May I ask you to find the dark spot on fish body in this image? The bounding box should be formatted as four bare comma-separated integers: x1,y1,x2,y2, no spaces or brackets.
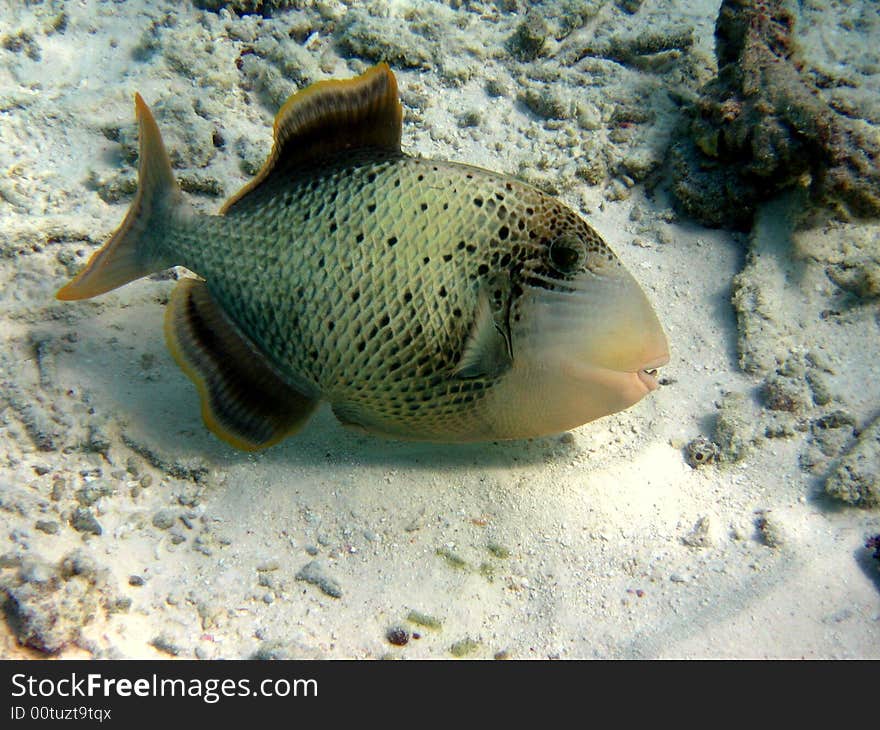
367,203,376,213
498,225,509,240
474,197,483,207
420,202,428,211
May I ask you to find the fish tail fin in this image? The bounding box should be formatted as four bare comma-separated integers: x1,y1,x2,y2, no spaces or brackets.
56,93,183,301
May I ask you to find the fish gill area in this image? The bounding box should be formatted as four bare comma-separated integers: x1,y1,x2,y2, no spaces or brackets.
0,0,878,659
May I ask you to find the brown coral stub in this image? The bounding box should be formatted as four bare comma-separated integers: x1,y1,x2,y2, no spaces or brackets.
671,0,880,229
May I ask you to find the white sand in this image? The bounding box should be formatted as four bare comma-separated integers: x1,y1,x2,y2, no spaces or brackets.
0,0,878,659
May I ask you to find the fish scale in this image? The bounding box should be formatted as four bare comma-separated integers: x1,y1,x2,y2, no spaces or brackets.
170,154,555,438
57,64,668,449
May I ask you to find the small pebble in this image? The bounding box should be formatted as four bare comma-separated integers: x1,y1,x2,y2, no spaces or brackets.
295,560,342,599
35,520,60,535
685,436,720,468
450,637,480,657
386,626,410,646
70,507,102,536
149,635,182,656
755,510,784,548
407,610,442,630
152,509,177,530
682,516,713,548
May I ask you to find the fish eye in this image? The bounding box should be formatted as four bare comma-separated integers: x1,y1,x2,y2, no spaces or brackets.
548,235,585,275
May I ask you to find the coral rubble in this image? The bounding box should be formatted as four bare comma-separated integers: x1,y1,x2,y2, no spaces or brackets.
671,0,880,229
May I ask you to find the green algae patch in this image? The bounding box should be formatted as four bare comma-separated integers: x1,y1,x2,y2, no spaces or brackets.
406,610,442,631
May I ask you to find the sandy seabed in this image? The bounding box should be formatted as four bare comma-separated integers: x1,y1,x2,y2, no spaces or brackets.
0,0,878,659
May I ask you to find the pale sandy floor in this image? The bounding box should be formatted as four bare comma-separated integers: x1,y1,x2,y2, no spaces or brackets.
0,0,877,659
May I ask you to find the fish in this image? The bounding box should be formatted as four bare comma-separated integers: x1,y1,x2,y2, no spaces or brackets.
57,63,669,450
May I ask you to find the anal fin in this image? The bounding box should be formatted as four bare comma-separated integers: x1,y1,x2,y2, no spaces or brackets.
165,278,317,450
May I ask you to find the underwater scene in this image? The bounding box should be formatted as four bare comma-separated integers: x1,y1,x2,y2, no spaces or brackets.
0,0,878,659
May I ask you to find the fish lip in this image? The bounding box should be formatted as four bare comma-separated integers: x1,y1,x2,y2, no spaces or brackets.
635,353,669,391
637,369,660,391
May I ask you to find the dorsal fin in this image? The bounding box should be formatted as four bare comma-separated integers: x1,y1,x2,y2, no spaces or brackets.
221,63,402,214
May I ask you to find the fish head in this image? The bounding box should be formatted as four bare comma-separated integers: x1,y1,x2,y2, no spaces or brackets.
506,221,669,425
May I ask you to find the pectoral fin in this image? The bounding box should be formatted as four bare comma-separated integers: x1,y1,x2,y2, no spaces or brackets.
164,278,318,450
454,288,513,380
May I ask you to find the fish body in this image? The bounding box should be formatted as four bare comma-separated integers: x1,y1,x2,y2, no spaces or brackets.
58,65,668,449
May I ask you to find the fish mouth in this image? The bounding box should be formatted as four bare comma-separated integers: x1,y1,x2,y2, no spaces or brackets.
635,353,669,392
637,368,660,391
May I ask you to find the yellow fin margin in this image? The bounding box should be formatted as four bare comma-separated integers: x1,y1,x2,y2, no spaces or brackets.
220,63,402,214
164,278,318,451
57,93,179,300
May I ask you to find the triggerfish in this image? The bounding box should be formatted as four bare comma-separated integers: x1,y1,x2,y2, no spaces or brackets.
57,64,669,450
